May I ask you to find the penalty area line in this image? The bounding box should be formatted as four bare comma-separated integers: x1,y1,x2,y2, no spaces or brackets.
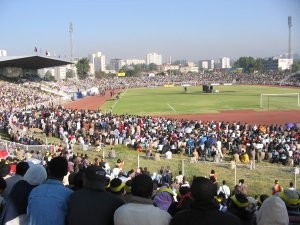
167,103,176,112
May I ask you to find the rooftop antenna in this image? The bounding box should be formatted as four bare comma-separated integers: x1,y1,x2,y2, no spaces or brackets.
288,16,292,59
69,22,74,62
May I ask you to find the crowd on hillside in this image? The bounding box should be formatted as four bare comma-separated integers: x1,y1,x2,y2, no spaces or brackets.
0,154,299,225
1,103,299,166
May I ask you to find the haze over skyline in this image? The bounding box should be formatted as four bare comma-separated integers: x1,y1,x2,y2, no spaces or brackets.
1,0,299,62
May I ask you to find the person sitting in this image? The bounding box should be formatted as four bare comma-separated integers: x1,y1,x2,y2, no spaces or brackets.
114,174,171,225
153,186,175,211
170,177,242,225
256,195,289,225
240,149,250,164
227,193,256,225
278,189,300,223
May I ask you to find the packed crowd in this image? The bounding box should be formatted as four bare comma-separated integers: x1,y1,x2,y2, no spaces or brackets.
0,155,299,225
0,71,298,113
0,71,299,225
0,82,56,112
1,104,299,167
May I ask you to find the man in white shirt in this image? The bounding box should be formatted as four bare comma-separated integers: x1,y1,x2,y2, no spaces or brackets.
217,180,231,199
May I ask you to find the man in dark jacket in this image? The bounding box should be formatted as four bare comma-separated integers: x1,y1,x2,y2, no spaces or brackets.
170,176,242,225
67,165,124,225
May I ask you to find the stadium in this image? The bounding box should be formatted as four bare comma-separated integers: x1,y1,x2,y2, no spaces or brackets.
0,54,299,225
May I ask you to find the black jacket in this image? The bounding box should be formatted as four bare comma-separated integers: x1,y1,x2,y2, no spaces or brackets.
170,201,242,225
67,188,125,225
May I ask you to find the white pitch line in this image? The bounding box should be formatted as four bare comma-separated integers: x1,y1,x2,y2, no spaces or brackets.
112,88,128,109
167,103,176,112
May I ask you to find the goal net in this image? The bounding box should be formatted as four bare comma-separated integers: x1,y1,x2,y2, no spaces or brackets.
260,93,300,109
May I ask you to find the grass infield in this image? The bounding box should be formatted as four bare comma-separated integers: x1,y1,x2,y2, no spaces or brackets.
100,85,300,115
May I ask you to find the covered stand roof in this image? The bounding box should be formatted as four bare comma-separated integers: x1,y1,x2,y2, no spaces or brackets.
0,55,73,69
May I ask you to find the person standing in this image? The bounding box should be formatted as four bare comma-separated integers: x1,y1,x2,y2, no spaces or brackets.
27,157,73,225
272,180,283,195
114,174,171,225
2,161,29,200
67,165,124,225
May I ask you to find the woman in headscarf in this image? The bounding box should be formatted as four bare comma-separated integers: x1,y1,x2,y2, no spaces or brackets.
256,195,289,225
1,164,47,225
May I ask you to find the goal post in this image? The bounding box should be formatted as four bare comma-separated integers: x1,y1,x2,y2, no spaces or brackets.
260,93,300,108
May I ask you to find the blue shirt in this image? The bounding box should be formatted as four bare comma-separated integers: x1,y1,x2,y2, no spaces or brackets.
27,179,73,225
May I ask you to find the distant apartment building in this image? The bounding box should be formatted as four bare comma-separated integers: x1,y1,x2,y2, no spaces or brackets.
89,52,106,74
110,59,125,72
200,61,209,70
126,59,146,65
0,50,7,57
200,60,215,70
262,57,293,71
221,57,231,69
146,52,162,65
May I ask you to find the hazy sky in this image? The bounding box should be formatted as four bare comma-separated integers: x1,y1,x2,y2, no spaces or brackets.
1,0,299,62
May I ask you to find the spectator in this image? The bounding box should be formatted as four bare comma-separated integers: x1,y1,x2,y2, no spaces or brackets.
1,164,47,225
272,180,283,195
153,186,175,211
2,161,29,199
27,157,73,225
256,195,289,225
67,165,124,225
227,193,256,225
170,177,242,225
217,180,231,200
168,186,192,216
114,174,171,225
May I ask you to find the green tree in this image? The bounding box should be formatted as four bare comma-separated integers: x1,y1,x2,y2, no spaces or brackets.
76,58,90,80
66,69,75,78
148,63,157,71
233,56,257,73
45,70,55,81
292,62,300,72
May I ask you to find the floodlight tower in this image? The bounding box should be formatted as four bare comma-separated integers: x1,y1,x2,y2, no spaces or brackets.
69,22,74,62
288,16,292,59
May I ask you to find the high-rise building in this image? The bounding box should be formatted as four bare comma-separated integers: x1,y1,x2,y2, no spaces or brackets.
221,57,231,69
89,52,106,74
110,59,125,72
146,52,162,65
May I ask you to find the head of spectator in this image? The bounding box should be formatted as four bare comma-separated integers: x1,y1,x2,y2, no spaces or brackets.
191,176,217,204
16,161,29,176
124,179,132,194
256,195,289,225
227,193,254,223
131,174,153,199
109,178,124,195
47,157,68,181
83,165,106,190
153,186,174,211
278,189,300,211
23,164,47,186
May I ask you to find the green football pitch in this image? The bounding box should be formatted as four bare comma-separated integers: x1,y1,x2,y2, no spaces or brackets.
100,85,300,115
